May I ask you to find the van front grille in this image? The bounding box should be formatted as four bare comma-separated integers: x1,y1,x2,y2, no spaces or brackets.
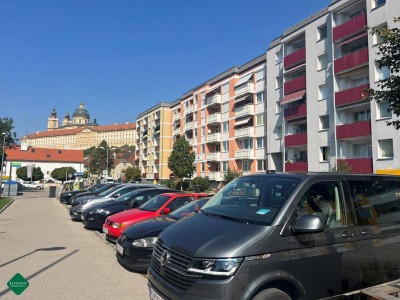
151,241,201,290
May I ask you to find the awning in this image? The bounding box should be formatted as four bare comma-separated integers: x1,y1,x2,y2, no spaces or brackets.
235,73,253,87
337,32,368,47
280,89,306,105
336,100,370,111
206,86,221,96
234,117,252,127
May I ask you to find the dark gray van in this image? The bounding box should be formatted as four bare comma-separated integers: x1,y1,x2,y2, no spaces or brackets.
147,173,400,300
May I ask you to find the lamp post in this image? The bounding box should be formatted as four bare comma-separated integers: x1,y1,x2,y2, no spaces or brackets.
0,133,7,199
99,146,115,182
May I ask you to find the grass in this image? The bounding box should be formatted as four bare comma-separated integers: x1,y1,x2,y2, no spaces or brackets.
0,198,12,211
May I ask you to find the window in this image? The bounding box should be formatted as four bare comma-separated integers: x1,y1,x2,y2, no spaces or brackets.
256,137,265,148
256,114,265,126
275,126,282,139
354,144,372,157
215,144,220,152
373,25,386,45
318,54,327,70
275,50,282,64
222,161,228,172
201,126,205,136
255,69,265,81
320,146,330,162
276,76,282,89
375,65,390,81
318,84,328,100
353,110,371,122
201,162,205,172
257,160,266,172
317,25,327,41
222,141,229,152
222,102,229,113
222,83,229,94
201,109,206,118
222,121,229,132
256,92,264,103
276,101,283,114
240,138,253,149
378,139,393,158
319,115,329,130
242,160,251,172
201,144,205,154
378,101,391,119
372,0,386,9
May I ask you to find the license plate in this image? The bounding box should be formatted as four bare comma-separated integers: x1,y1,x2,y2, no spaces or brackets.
103,226,108,234
116,243,124,256
149,286,165,300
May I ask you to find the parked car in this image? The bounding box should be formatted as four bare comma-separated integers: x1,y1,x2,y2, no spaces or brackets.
148,173,400,300
81,188,175,230
70,183,120,206
69,184,166,220
103,192,209,243
59,183,104,204
116,197,210,272
22,181,44,190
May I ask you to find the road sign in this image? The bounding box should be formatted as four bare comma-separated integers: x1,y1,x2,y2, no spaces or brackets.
11,162,21,168
74,172,84,177
169,173,174,180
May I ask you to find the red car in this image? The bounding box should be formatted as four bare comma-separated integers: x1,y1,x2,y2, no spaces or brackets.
103,192,208,242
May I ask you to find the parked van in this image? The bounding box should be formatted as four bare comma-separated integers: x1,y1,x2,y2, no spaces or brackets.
147,173,400,300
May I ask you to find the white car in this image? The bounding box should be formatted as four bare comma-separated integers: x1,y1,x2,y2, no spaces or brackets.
22,181,44,190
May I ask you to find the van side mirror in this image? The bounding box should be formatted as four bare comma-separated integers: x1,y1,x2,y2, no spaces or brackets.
162,207,171,215
291,215,324,234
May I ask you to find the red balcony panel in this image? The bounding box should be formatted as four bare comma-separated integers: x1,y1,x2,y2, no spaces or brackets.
334,48,369,74
284,75,306,95
284,102,307,120
333,13,367,43
335,84,369,107
336,120,371,139
285,132,307,147
285,161,308,172
284,48,306,70
338,158,373,173
154,173,159,180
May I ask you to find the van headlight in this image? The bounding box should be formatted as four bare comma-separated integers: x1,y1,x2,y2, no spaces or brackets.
132,237,157,248
188,258,243,276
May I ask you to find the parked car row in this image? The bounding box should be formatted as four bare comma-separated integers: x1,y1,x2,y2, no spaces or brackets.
59,182,210,273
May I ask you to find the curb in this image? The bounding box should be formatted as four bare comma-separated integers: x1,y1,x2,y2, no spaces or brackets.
0,199,14,214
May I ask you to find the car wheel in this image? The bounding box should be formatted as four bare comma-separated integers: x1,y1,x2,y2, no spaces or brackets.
252,288,291,300
36,186,41,190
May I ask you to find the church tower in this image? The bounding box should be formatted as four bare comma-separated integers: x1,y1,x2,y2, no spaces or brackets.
72,103,90,125
47,108,59,131
62,112,71,127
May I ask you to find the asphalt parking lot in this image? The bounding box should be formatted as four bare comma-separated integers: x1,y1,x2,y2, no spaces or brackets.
0,187,149,300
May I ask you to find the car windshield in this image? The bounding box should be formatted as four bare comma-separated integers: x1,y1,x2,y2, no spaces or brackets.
114,190,138,202
169,198,209,220
201,175,300,226
97,185,121,196
139,195,170,212
94,184,115,194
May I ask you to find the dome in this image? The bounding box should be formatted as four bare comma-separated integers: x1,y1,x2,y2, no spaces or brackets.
72,103,90,119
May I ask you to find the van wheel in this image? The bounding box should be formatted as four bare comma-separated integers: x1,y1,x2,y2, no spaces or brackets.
253,288,291,300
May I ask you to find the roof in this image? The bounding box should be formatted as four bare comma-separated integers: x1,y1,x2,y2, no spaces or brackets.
6,146,84,163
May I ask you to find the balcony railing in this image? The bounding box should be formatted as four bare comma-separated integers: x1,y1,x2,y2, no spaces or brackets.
235,149,254,159
284,47,306,70
285,161,308,172
337,157,372,173
284,75,306,95
208,171,223,181
235,105,255,118
235,127,254,138
284,102,307,121
207,152,221,161
206,133,221,143
333,13,367,43
185,106,193,114
235,83,255,98
284,132,307,147
184,122,193,131
336,120,371,140
173,127,180,135
206,94,222,106
334,47,369,75
206,113,221,124
173,114,180,121
335,84,369,107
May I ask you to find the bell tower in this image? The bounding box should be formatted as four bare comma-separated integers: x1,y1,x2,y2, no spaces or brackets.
47,108,59,131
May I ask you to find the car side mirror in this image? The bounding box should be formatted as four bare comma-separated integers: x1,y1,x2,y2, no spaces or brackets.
162,207,171,215
291,215,324,234
113,193,120,198
130,200,138,208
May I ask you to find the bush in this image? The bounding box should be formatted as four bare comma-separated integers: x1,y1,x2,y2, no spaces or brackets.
192,176,210,192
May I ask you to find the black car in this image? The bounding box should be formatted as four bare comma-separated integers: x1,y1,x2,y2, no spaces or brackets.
59,183,104,204
81,188,173,230
116,197,209,272
70,183,121,207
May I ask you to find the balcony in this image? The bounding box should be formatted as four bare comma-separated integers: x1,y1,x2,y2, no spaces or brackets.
235,83,255,98
333,13,367,43
284,75,306,95
335,84,369,107
207,152,221,161
206,132,221,143
208,171,223,181
334,47,369,75
235,105,255,119
338,157,372,173
284,102,307,121
173,113,180,122
285,132,307,147
184,122,193,132
235,127,254,139
206,113,221,125
173,127,180,135
284,48,306,70
206,94,222,107
235,149,254,160
336,120,371,140
185,106,193,114
285,161,308,172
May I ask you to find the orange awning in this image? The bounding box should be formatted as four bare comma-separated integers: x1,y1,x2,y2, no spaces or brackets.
280,89,306,105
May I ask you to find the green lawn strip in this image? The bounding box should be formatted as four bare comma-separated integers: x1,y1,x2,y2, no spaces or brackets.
0,198,12,211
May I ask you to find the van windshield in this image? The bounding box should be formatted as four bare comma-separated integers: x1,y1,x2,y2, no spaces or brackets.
202,175,300,225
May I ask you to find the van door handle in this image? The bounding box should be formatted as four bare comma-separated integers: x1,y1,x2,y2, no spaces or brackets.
341,231,354,239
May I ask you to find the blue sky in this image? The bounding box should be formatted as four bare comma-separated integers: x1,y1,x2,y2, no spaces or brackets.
0,0,331,140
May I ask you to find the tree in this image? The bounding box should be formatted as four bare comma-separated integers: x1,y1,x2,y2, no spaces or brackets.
16,166,44,181
51,167,77,182
331,160,352,173
87,140,114,177
84,146,96,157
223,167,242,184
0,117,18,172
366,18,400,129
123,166,141,182
168,137,195,191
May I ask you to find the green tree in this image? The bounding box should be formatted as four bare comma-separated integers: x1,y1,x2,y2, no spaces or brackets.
123,166,141,182
87,140,114,177
16,166,44,181
168,137,195,191
84,146,96,157
366,18,400,129
223,168,242,184
192,176,210,192
0,117,18,172
331,160,352,173
51,167,77,182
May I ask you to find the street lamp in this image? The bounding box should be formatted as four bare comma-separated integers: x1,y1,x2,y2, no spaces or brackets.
0,133,7,199
99,146,115,182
